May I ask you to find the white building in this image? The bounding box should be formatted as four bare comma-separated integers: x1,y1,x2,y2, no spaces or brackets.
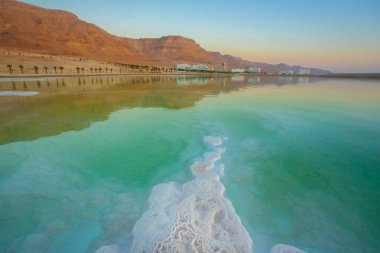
278,70,294,75
191,64,209,71
248,67,261,73
299,69,311,75
231,68,246,73
213,63,227,72
176,64,191,71
176,64,209,71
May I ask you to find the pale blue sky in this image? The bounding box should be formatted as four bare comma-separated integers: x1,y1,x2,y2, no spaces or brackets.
22,0,380,72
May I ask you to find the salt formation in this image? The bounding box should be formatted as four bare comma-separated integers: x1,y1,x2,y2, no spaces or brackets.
95,245,119,253
129,136,253,253
95,136,307,253
203,136,222,146
0,91,39,96
270,244,306,253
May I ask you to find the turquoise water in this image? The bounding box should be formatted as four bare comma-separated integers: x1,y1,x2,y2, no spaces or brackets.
0,76,379,252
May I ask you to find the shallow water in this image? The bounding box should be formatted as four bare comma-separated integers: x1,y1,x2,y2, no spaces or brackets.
0,75,379,253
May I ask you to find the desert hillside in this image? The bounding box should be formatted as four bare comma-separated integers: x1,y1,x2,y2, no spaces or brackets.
0,0,329,74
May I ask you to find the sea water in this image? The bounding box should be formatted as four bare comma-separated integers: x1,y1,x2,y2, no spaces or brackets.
0,76,379,253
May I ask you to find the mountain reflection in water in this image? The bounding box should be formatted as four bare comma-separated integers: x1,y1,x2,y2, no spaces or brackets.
0,75,315,145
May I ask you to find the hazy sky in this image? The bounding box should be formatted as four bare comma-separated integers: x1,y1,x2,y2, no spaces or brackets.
22,0,380,72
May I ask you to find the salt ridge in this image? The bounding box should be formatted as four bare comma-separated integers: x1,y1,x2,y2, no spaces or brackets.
128,136,252,253
96,136,306,253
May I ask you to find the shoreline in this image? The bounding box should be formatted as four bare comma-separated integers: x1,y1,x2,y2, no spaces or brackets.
1,49,379,80
1,73,380,79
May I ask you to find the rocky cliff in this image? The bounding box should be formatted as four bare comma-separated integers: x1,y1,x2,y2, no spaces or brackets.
0,0,329,74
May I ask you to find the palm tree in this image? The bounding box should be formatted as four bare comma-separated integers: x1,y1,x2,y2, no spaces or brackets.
110,69,113,74
59,66,64,74
19,65,24,74
6,64,13,74
105,68,108,73
44,66,48,74
76,67,80,74
81,67,84,74
34,66,39,74
94,68,98,74
90,68,93,73
99,68,102,73
53,66,57,74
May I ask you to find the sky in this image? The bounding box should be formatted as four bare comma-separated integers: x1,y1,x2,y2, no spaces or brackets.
22,0,380,73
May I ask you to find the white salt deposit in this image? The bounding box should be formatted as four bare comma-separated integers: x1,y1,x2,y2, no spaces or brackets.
271,244,306,253
96,137,306,253
128,137,253,253
0,91,39,96
203,136,222,146
95,245,119,253
190,149,224,176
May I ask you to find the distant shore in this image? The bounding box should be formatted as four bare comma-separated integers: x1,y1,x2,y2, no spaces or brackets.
1,72,380,79
0,72,233,79
1,49,379,80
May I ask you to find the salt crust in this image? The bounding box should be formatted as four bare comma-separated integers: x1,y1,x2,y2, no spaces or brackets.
96,137,306,253
129,136,252,253
270,244,306,253
203,136,223,146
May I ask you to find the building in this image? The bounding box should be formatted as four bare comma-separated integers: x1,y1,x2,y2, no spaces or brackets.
299,69,311,75
213,62,227,72
176,64,191,71
213,65,224,72
248,67,261,73
176,64,209,71
231,68,246,73
221,62,227,71
278,70,294,75
191,64,209,71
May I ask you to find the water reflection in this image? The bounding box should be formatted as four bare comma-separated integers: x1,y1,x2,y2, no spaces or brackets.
0,75,317,145
176,76,210,85
231,76,245,82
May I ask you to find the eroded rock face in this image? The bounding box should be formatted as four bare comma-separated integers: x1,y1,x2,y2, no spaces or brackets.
134,36,218,64
0,0,144,63
0,0,210,65
0,0,329,74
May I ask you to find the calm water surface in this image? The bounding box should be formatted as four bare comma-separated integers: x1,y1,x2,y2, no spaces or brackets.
0,76,379,253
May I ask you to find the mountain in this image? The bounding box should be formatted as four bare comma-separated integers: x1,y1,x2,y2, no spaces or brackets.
0,0,330,74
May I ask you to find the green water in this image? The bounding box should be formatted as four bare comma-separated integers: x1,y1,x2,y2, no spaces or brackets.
0,76,379,253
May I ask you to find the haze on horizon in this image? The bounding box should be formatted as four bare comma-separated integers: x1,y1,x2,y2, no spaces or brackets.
21,0,380,73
